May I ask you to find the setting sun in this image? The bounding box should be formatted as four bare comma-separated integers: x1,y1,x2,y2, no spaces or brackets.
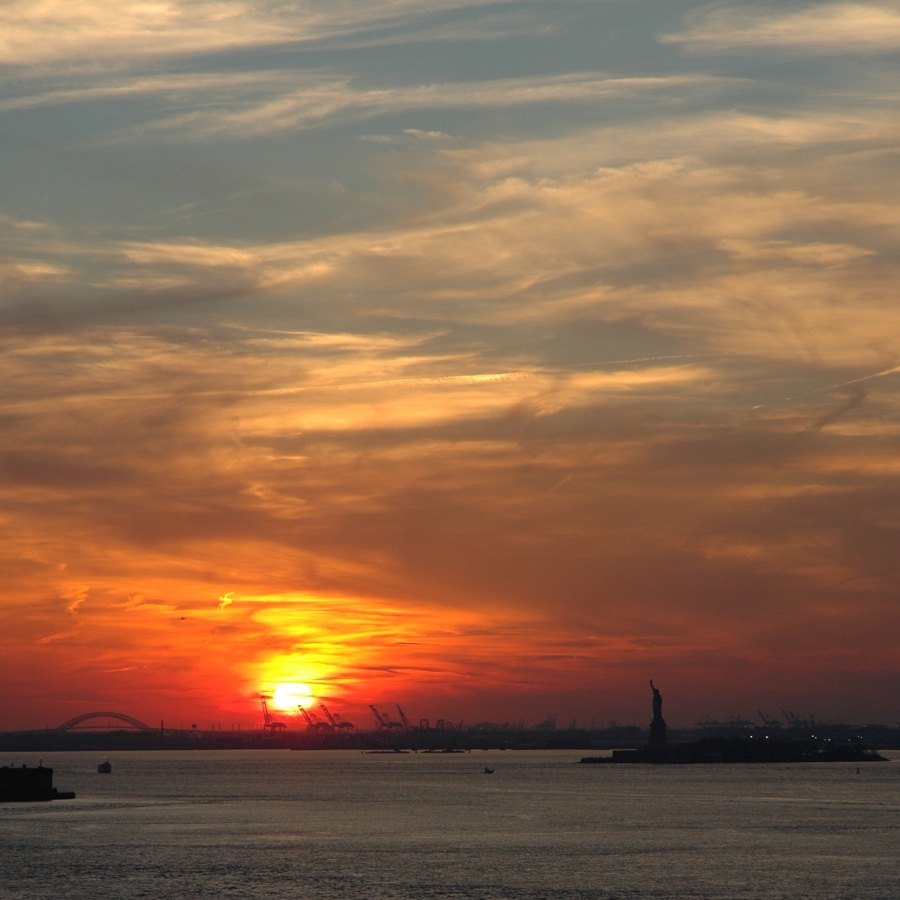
272,682,314,712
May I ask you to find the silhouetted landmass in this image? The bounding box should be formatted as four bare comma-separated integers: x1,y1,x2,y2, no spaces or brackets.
579,682,890,763
2,682,896,756
1,722,896,754
581,737,887,765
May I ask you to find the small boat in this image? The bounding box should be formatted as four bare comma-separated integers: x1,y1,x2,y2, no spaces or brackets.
97,760,112,774
483,766,494,774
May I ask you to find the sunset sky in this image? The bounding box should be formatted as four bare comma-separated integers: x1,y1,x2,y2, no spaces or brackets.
2,1,898,732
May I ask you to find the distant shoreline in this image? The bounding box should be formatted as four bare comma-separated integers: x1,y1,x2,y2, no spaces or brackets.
2,722,897,755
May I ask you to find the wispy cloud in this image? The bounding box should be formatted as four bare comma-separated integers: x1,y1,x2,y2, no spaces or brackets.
0,71,286,114
0,1,293,66
665,2,900,53
2,0,899,728
4,102,899,372
105,72,714,142
0,0,526,66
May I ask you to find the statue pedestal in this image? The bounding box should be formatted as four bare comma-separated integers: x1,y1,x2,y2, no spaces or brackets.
649,718,668,753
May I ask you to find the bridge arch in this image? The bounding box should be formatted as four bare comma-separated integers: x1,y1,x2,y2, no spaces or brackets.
56,711,155,732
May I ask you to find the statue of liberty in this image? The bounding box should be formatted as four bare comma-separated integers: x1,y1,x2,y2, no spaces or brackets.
649,680,667,750
650,680,664,724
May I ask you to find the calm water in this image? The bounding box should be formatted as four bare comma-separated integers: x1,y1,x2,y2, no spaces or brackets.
1,749,897,899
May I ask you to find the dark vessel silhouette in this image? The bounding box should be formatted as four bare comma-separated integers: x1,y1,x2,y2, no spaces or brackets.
1,764,76,801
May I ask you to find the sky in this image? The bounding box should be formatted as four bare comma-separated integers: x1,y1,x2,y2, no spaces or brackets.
2,1,899,732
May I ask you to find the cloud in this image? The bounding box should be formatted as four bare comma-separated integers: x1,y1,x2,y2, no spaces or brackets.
0,0,527,67
665,2,900,53
36,628,82,645
807,385,867,432
106,73,713,142
0,71,286,115
2,1,899,728
0,1,293,66
5,102,899,369
62,584,90,614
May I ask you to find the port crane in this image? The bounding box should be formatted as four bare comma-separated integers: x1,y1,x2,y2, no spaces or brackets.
298,704,332,731
259,695,286,731
369,704,402,730
783,710,820,730
431,718,463,732
396,705,416,731
758,711,784,730
320,704,354,731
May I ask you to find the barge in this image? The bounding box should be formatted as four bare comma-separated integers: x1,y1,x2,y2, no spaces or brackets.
1,764,76,801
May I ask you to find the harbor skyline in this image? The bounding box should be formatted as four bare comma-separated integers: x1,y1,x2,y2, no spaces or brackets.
2,1,899,731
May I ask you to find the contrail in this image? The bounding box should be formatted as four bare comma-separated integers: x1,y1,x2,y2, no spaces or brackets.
830,365,900,390
769,364,899,408
807,385,866,432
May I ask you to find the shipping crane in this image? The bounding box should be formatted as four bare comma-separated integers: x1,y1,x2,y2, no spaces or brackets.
783,710,815,729
334,713,355,731
259,694,286,731
396,705,416,731
320,704,338,728
321,704,354,731
298,704,331,731
433,718,464,731
369,704,402,730
758,711,784,730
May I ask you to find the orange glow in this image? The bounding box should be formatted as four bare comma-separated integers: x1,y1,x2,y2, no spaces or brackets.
272,682,313,711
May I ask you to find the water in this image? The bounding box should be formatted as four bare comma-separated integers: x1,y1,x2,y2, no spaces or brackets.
1,749,897,898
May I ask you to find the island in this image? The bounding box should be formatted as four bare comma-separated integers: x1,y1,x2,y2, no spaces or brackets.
580,682,887,765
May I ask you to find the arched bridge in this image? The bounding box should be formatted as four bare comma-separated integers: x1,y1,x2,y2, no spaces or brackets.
56,711,155,732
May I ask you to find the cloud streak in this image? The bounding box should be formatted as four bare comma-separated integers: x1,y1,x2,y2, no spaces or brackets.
0,1,531,66
666,2,900,53
97,73,716,143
